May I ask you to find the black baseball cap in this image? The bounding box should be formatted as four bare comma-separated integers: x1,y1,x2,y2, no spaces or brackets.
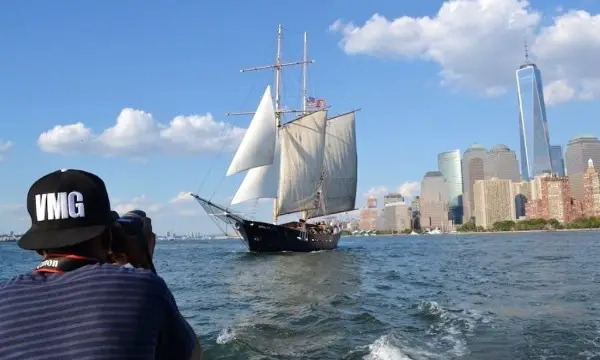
18,169,118,250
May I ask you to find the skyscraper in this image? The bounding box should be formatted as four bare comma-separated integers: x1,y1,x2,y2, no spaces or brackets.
549,145,565,176
438,150,463,225
420,171,449,230
516,54,553,180
485,145,521,181
462,144,487,223
383,193,405,206
473,178,516,229
565,136,600,200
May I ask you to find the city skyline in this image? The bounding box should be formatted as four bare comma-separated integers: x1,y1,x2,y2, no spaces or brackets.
1,0,600,235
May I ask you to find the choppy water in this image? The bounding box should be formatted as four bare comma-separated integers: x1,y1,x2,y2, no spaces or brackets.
2,232,600,359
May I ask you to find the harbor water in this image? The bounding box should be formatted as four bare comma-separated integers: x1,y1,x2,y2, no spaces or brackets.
1,232,599,359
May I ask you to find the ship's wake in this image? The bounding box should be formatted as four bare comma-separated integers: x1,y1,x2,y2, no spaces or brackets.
212,299,494,359
343,300,494,360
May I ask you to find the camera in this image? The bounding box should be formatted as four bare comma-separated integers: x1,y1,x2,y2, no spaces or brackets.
110,210,156,273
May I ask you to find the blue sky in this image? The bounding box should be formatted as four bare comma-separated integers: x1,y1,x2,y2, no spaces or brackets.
1,0,600,235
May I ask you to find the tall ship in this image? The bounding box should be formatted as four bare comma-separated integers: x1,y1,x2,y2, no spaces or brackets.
190,24,359,252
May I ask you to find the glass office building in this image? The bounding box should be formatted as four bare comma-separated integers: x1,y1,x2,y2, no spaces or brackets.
516,62,553,180
438,150,463,225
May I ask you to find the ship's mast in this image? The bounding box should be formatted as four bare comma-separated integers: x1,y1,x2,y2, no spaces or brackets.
274,24,283,126
300,31,308,221
302,32,308,114
272,24,283,224
226,24,314,224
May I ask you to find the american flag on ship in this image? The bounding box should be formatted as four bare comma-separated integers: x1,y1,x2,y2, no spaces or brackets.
306,96,326,108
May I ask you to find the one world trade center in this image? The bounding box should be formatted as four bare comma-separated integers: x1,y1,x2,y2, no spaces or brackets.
516,53,553,180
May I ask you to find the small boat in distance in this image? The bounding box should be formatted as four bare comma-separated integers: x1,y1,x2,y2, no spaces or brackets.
190,24,359,253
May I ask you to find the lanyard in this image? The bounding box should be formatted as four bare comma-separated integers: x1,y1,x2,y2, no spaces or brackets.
34,253,100,274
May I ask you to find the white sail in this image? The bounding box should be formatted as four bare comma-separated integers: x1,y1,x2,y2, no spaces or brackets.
230,138,280,205
305,112,357,219
226,85,277,176
276,110,327,216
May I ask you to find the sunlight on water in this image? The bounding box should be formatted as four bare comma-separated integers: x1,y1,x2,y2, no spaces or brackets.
2,231,600,359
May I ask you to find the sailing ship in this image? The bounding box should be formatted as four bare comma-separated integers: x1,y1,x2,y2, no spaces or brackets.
190,24,359,252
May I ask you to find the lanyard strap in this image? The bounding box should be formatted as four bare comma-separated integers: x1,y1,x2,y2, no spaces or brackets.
34,254,100,274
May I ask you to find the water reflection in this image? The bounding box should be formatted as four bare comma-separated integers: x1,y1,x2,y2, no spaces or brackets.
229,250,362,312
220,250,363,358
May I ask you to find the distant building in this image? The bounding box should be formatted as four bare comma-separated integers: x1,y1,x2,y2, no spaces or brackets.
438,149,463,225
383,193,405,206
473,178,515,229
359,208,378,231
366,196,377,209
420,171,449,230
410,196,421,230
583,159,600,217
485,144,520,181
565,136,600,200
410,196,420,213
550,145,565,177
526,174,575,224
382,203,411,232
462,144,487,223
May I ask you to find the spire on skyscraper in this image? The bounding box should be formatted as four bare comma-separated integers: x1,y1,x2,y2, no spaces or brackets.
521,36,536,67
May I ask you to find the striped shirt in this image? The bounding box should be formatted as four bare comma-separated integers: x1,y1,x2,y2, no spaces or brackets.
0,263,196,360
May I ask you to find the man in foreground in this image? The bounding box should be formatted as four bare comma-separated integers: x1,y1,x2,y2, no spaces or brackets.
0,169,203,360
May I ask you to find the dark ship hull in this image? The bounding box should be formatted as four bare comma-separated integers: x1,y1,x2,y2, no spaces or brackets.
191,194,341,253
234,219,340,252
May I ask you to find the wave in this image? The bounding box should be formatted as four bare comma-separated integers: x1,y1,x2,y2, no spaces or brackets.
362,334,441,360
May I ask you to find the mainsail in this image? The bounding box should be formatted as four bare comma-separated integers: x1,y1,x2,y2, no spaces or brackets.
305,112,357,219
276,110,327,216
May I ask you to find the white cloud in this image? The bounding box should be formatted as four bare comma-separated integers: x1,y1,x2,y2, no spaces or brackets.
113,192,202,220
0,194,206,234
363,181,421,199
169,191,194,204
397,181,421,197
38,108,246,157
113,194,164,216
543,80,576,106
0,140,13,161
363,186,389,198
330,0,600,106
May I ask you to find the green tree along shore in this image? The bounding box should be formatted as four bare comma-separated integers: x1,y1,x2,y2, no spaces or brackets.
341,228,416,236
339,217,600,236
457,217,600,232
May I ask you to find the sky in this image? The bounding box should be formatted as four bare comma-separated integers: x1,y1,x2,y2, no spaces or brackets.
1,0,600,235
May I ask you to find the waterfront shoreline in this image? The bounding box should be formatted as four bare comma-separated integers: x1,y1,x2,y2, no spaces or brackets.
456,228,600,235
346,228,600,237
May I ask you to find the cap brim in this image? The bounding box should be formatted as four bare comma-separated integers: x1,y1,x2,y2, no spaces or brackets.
18,224,108,250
